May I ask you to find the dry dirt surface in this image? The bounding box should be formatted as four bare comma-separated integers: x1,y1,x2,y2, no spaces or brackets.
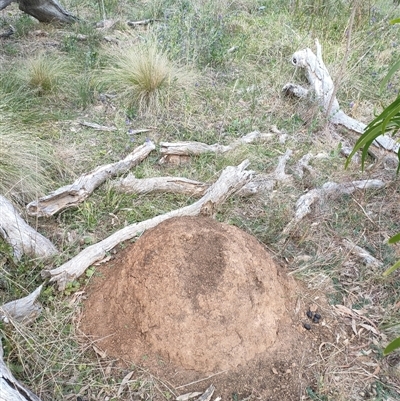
80,216,336,400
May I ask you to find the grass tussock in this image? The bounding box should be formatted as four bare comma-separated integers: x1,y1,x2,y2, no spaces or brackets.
17,53,73,96
0,129,59,202
102,43,197,115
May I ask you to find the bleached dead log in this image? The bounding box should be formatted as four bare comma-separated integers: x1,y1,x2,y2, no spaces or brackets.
0,196,58,260
27,140,156,217
43,160,253,291
1,285,43,324
283,179,385,235
274,149,293,181
295,153,314,178
283,39,399,154
112,174,209,196
237,174,275,196
0,286,43,401
159,131,273,163
115,148,292,198
0,344,43,401
342,239,383,269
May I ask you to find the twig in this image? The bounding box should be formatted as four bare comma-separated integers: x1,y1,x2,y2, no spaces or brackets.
175,371,227,389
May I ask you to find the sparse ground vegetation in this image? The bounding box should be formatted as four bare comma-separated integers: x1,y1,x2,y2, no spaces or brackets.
1,0,400,400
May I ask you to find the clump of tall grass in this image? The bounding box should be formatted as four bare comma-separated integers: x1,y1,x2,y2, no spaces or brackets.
0,124,58,203
17,53,73,96
102,42,197,115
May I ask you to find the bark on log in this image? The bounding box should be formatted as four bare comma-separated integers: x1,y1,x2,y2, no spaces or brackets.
27,140,156,217
282,179,385,236
283,39,400,154
43,160,253,290
0,0,77,23
0,0,14,11
0,196,58,260
112,174,210,196
0,286,43,401
159,131,273,161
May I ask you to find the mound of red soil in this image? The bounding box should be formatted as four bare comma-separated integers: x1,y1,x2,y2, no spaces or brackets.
80,216,333,399
82,216,287,372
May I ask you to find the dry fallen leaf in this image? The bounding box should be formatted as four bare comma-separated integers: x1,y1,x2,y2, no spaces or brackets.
92,345,107,359
117,371,134,397
176,392,202,401
196,385,215,401
359,323,379,336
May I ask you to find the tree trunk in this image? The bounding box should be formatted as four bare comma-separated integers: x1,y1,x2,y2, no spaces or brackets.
0,0,76,23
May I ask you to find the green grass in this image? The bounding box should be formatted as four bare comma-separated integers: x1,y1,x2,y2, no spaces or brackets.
0,128,59,202
101,41,197,116
1,0,400,400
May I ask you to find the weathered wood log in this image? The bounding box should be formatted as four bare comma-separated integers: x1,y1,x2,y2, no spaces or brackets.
0,196,58,260
282,179,385,236
237,149,292,196
159,131,273,163
115,147,292,198
0,286,43,401
1,285,43,324
0,345,43,401
43,160,253,290
27,140,156,217
112,174,210,196
0,0,77,23
283,39,399,154
0,0,14,10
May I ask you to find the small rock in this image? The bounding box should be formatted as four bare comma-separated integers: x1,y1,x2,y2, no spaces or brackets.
303,323,311,330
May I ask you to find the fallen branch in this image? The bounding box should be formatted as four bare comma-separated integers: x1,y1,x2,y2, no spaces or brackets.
159,131,273,163
0,286,43,401
0,344,43,401
112,174,210,196
0,196,58,260
238,149,292,196
283,39,399,154
43,161,253,290
27,140,156,217
282,179,385,235
342,239,383,269
1,285,43,324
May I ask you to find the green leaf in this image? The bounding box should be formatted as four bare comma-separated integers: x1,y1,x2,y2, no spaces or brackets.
389,232,400,244
390,18,400,25
380,58,400,93
383,259,400,277
345,95,400,170
383,336,400,355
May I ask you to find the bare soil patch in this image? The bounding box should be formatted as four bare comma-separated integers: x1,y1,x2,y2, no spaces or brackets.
80,217,337,400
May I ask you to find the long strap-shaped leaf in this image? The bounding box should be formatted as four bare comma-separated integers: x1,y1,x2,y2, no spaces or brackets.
346,96,400,171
